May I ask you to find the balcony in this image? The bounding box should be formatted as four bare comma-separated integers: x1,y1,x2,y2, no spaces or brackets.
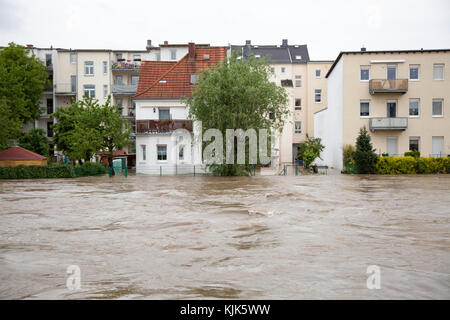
55,83,76,95
136,120,193,134
369,79,408,95
112,61,140,73
369,117,408,131
119,108,135,119
112,84,137,96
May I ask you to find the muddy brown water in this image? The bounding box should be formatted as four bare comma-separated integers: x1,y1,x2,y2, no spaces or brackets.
0,174,449,299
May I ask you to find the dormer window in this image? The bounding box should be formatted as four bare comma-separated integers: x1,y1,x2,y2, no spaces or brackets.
159,80,166,84
295,55,302,60
255,55,261,58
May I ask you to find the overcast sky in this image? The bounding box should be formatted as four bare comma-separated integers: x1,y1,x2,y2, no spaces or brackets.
1,0,449,60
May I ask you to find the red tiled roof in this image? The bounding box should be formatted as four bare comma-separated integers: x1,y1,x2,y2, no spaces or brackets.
0,146,46,160
134,46,228,99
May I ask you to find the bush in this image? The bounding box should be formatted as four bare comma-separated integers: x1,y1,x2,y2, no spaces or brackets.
404,150,420,158
0,164,74,179
73,162,107,177
376,156,450,174
342,144,356,174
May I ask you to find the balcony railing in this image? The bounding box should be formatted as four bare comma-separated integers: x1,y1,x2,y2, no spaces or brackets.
112,61,140,72
118,109,135,119
369,117,408,131
369,79,408,94
112,84,137,95
55,83,76,95
136,120,193,134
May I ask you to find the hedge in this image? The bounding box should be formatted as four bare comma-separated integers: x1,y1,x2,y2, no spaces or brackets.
0,164,75,179
376,156,450,174
73,162,107,177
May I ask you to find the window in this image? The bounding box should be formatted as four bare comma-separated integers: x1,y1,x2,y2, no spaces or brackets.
116,53,123,60
432,136,444,156
70,75,77,92
103,85,108,99
432,99,443,117
387,100,397,118
281,67,286,73
131,76,139,85
409,65,420,80
360,101,370,117
84,61,94,75
315,89,322,103
409,137,420,152
360,66,370,81
179,146,184,161
157,145,167,161
281,79,293,87
295,55,302,60
315,69,321,78
47,122,53,138
116,76,123,85
141,145,146,161
159,109,170,120
116,98,123,108
387,65,397,80
294,122,302,134
295,98,301,107
433,64,444,80
386,137,398,156
170,50,177,60
45,54,52,67
190,74,199,85
270,67,275,74
47,99,53,115
409,99,419,117
83,85,95,98
70,53,77,64
103,61,107,74
133,55,141,61
156,52,161,61
295,75,302,88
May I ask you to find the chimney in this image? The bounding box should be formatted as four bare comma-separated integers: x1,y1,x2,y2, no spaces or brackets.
245,40,251,46
146,40,152,51
361,46,367,52
282,39,288,47
188,42,196,60
164,41,168,45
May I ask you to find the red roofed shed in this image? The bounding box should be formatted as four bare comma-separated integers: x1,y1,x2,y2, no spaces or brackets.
0,146,47,167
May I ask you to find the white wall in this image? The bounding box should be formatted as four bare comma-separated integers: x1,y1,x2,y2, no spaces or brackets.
136,99,188,120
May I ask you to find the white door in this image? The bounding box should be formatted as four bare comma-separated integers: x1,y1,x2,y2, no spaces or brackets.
432,136,444,156
387,137,398,156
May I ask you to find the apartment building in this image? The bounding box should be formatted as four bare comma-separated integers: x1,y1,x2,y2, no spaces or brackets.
316,48,450,171
134,43,228,174
230,40,333,168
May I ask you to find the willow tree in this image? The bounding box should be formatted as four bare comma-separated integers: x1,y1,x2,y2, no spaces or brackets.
187,53,289,176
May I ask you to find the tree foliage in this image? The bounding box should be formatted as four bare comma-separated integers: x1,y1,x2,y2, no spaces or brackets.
296,134,325,167
187,53,289,175
51,96,131,164
18,128,50,157
0,98,22,151
353,126,378,174
0,43,49,124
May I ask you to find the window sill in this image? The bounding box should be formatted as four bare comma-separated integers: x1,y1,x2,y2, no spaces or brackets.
360,116,370,119
409,115,420,118
360,80,369,82
433,79,444,81
432,115,444,118
409,79,420,82
84,74,94,77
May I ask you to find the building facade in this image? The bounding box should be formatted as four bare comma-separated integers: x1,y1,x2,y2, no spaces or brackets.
317,49,450,171
134,43,228,174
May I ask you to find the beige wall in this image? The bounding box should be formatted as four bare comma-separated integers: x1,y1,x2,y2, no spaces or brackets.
306,62,333,137
341,51,450,157
0,159,47,167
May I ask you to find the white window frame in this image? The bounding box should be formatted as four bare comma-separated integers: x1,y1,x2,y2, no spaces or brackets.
83,85,95,98
103,85,108,99
314,89,322,103
116,76,123,85
360,100,370,118
409,98,420,118
294,75,301,88
281,67,286,73
409,136,420,152
103,61,107,75
360,66,370,81
409,64,420,81
315,69,321,78
141,145,146,161
387,64,397,80
433,64,444,80
294,121,302,134
170,50,177,60
70,53,77,64
131,75,139,86
157,145,168,162
432,99,444,117
84,61,94,75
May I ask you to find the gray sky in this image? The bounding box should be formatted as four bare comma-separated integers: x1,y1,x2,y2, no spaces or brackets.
1,0,449,60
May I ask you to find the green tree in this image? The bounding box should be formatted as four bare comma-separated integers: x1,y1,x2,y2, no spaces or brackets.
296,134,325,168
52,96,130,166
0,98,21,150
0,43,49,124
187,53,289,176
353,126,378,174
18,128,50,157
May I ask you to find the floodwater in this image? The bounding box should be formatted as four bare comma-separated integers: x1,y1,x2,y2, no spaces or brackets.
0,174,449,300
